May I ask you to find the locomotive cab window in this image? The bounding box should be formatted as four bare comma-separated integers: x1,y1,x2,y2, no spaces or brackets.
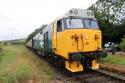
57,20,63,32
65,18,84,28
64,18,99,29
84,19,98,29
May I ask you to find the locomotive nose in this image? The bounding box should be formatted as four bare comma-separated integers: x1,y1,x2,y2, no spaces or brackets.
68,29,102,52
70,33,84,52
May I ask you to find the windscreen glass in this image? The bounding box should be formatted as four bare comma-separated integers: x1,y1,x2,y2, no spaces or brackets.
84,19,98,29
64,18,98,29
66,18,84,28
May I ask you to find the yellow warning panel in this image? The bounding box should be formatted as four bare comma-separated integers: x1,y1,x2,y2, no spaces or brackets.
65,61,83,72
92,60,99,69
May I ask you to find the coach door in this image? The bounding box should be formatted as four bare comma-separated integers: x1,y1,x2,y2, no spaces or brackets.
44,32,48,50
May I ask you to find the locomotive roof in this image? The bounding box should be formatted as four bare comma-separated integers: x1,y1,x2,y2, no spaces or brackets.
54,8,95,22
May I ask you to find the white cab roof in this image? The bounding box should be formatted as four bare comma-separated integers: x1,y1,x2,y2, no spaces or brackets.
65,8,94,18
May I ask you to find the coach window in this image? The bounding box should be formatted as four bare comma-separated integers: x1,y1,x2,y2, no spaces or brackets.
57,20,63,32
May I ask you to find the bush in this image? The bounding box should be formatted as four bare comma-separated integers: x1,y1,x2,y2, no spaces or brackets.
120,36,125,51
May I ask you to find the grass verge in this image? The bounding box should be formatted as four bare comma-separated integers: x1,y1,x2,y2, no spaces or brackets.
101,54,125,66
0,45,54,83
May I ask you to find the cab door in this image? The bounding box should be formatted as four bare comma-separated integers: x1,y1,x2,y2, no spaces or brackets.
52,19,64,54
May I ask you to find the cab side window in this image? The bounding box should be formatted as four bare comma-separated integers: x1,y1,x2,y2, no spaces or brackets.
57,20,62,32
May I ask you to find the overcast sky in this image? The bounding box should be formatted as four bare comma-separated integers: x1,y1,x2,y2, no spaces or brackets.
0,0,97,41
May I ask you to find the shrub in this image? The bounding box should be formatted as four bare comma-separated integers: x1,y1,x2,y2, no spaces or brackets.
120,36,125,51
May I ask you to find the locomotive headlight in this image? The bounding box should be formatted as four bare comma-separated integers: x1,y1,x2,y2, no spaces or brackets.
87,12,94,16
74,10,78,14
87,12,91,16
69,10,78,15
69,10,73,14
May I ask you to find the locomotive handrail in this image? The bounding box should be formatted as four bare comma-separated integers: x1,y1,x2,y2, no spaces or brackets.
76,34,84,52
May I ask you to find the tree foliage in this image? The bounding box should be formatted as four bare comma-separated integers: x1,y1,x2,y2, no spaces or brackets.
25,24,47,44
88,0,125,44
89,0,125,24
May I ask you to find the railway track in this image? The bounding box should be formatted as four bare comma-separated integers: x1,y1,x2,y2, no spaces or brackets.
69,69,125,83
95,69,125,82
49,62,125,83
32,50,125,83
52,64,125,83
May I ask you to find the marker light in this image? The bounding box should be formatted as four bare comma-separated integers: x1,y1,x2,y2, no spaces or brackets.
74,10,78,14
95,34,100,39
69,10,73,14
87,12,91,16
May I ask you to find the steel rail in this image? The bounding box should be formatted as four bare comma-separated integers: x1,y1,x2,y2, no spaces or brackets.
94,69,125,81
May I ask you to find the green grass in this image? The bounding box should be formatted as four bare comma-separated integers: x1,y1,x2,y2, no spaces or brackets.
120,37,125,51
15,65,33,81
101,55,125,66
0,45,54,83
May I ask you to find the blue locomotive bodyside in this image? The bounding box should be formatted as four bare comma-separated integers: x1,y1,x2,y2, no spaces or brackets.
33,32,44,50
31,24,52,54
42,24,52,53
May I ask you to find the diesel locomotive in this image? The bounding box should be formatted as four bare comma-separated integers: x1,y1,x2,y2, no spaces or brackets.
26,8,107,72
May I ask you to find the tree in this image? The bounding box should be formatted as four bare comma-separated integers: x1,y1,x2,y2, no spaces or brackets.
89,0,125,24
88,0,125,44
